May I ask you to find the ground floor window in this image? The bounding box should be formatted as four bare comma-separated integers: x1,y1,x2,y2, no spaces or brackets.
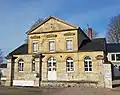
18,59,24,72
32,59,35,72
48,57,56,71
84,56,92,72
111,53,120,61
66,57,74,72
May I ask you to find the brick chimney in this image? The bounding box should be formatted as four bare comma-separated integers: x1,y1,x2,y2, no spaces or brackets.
88,27,92,40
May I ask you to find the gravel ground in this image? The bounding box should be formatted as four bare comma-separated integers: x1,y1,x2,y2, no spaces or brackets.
0,86,120,95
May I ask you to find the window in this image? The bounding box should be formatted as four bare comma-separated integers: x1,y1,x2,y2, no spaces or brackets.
33,42,38,53
84,56,92,72
66,57,74,72
111,53,120,61
111,54,115,61
119,66,120,71
32,59,35,72
18,59,24,72
48,57,56,71
66,40,73,51
116,54,120,61
49,40,55,52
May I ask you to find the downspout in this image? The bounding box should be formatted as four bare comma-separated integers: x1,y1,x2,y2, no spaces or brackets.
39,54,42,87
10,56,17,86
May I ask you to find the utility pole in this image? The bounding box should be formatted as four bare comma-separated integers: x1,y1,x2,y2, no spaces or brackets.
39,54,42,86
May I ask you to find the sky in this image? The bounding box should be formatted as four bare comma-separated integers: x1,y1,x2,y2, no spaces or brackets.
0,0,120,59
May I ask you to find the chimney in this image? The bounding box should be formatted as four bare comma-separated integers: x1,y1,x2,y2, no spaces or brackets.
88,27,92,40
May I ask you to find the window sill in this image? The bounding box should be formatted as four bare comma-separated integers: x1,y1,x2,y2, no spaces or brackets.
111,60,120,62
49,51,55,53
67,71,74,73
84,71,92,73
67,50,73,52
32,71,36,73
18,71,24,72
33,52,38,54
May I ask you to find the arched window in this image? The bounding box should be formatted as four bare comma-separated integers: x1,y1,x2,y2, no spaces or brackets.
84,56,92,72
48,57,56,71
66,57,74,72
18,59,24,72
32,59,35,72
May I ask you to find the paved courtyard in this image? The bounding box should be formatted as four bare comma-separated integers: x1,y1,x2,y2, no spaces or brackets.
0,86,120,95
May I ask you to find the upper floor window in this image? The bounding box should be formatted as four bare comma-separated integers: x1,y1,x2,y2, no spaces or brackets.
111,54,120,61
49,40,55,52
32,59,35,72
18,59,24,72
33,42,38,53
66,57,74,72
66,40,73,51
84,56,92,72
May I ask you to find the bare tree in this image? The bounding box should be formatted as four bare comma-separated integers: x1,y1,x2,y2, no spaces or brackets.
83,28,99,39
106,14,120,43
0,49,3,64
30,18,43,29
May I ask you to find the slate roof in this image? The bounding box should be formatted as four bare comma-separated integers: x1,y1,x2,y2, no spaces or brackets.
79,38,106,52
107,43,120,53
7,44,28,57
78,28,91,49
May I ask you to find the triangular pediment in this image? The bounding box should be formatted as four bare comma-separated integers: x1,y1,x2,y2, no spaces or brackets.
27,16,78,34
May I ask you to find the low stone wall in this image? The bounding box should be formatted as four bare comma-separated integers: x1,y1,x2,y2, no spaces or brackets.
41,81,101,88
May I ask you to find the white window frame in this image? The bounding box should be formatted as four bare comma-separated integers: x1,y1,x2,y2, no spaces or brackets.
33,42,38,53
32,59,35,72
84,56,92,72
110,53,120,62
48,57,56,71
66,39,73,51
49,40,55,52
66,57,74,72
18,60,24,72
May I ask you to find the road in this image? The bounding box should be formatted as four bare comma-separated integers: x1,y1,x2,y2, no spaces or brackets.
0,86,120,95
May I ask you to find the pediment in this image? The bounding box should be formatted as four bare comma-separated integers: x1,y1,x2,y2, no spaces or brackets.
28,16,78,34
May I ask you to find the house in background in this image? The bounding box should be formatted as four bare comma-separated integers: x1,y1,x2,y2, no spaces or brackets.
0,64,7,85
5,16,112,88
107,43,120,78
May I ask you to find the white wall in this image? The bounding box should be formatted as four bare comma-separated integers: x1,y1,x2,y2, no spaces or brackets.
108,53,120,77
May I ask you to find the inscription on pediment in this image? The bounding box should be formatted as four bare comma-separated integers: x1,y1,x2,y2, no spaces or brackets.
44,22,59,31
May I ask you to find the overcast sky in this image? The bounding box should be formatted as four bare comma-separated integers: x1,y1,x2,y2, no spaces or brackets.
0,0,120,57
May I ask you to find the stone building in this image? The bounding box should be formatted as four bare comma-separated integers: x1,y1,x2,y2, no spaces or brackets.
5,16,112,88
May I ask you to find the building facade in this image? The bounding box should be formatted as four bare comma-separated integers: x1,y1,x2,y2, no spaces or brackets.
5,16,112,88
107,43,120,86
107,43,120,77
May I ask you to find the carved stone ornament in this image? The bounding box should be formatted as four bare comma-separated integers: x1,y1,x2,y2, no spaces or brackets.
31,35,40,39
64,32,75,36
96,55,104,60
46,34,57,38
